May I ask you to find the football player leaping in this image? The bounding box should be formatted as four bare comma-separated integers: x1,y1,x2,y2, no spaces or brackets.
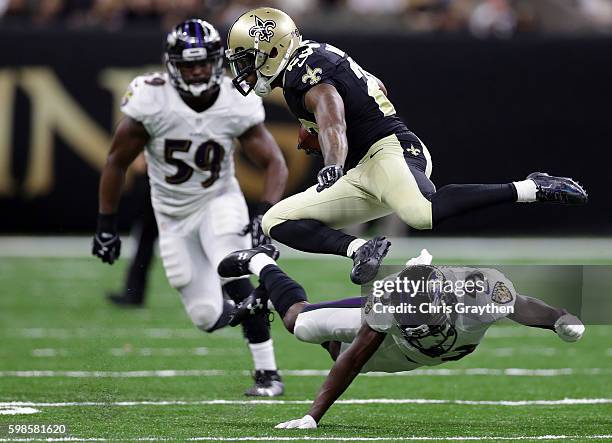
218,247,585,428
92,19,288,396
226,8,588,285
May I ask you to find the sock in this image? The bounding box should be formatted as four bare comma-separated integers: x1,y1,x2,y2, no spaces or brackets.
248,339,277,371
513,179,538,202
260,265,308,318
223,278,254,303
249,253,277,277
270,219,356,256
346,238,367,258
431,183,517,225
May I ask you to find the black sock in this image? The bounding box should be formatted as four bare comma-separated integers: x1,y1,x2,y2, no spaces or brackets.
223,278,254,303
270,219,356,257
431,183,517,225
260,265,308,318
206,300,235,332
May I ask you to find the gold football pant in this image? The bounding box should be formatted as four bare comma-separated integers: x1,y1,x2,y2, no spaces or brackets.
262,134,434,235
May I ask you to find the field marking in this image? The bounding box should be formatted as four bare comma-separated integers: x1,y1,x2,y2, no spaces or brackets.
0,406,40,415
1,434,612,442
2,398,611,408
0,368,609,378
3,236,612,261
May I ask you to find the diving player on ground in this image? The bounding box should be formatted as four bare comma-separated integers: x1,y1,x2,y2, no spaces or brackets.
225,7,588,285
218,246,585,427
92,19,287,396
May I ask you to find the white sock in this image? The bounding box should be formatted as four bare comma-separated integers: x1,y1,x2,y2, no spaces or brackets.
248,339,277,371
248,253,277,276
346,238,367,258
513,179,538,203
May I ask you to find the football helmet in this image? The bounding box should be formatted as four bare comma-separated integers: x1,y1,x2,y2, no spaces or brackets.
226,7,302,97
392,265,458,358
164,19,224,97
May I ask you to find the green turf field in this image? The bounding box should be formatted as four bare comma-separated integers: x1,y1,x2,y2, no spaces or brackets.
0,256,611,442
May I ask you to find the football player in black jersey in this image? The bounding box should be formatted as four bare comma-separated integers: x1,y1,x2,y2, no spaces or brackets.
226,7,588,285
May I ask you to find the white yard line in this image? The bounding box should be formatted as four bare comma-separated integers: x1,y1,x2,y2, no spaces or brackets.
1,398,611,408
0,368,609,378
1,435,612,442
2,236,612,261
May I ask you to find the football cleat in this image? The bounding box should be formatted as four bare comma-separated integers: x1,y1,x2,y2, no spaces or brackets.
106,292,144,308
244,370,284,397
229,285,269,327
527,172,588,205
217,244,280,278
350,236,392,285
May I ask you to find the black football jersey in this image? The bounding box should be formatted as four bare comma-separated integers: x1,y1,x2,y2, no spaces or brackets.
282,40,409,170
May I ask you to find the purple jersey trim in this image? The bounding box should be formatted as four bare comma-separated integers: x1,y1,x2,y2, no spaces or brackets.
302,297,364,313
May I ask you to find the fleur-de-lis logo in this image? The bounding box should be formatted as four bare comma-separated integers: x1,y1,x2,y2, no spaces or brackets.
301,65,322,85
406,144,421,157
249,16,276,42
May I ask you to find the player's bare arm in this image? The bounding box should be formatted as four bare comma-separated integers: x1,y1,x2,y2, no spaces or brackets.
238,123,288,205
93,116,148,264
304,83,348,168
238,122,288,246
306,324,386,423
509,294,585,342
99,117,149,214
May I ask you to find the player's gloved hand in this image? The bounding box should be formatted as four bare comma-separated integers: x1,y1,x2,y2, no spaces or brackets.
554,313,585,342
316,164,344,192
275,414,317,429
92,213,121,265
406,248,433,266
242,202,273,247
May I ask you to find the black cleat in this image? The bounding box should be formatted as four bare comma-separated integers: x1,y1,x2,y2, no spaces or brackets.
244,370,284,397
229,285,269,327
350,236,391,285
106,292,144,308
217,244,280,278
527,172,588,205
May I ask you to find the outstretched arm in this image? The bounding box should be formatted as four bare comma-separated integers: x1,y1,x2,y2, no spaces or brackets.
508,294,585,342
276,324,385,429
304,83,348,168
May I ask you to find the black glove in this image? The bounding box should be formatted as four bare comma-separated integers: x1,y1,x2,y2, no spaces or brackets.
92,213,121,265
316,164,344,192
242,202,273,247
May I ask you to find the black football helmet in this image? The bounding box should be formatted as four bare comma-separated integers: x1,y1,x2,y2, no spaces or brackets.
164,19,224,97
392,265,458,358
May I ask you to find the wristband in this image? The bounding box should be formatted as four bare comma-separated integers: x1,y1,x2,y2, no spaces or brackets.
97,213,118,234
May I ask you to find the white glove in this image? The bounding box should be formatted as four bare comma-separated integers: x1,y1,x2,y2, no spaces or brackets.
406,249,433,266
275,415,317,429
554,314,585,342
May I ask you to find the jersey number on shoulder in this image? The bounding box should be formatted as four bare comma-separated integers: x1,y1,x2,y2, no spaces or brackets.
325,44,396,117
164,139,225,188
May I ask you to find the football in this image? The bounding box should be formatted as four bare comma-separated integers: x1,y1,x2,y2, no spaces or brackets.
297,125,322,155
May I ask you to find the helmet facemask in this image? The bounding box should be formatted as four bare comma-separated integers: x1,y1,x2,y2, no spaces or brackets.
393,266,458,358
165,19,225,97
226,7,302,97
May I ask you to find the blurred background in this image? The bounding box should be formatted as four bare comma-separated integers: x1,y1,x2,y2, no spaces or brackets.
1,0,611,236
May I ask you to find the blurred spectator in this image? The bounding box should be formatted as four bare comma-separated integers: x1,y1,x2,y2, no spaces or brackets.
347,0,408,15
578,0,612,27
469,0,517,38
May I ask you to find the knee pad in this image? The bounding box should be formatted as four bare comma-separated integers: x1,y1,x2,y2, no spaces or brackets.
293,313,317,343
159,236,192,288
186,301,222,332
397,201,433,230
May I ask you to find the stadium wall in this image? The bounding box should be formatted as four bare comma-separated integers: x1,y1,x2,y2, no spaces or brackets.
1,30,610,234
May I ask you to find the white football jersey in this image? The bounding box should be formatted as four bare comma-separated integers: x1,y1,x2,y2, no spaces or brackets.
121,73,265,217
363,267,517,370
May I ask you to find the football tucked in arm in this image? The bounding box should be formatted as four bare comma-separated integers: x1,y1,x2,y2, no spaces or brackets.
297,126,322,156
